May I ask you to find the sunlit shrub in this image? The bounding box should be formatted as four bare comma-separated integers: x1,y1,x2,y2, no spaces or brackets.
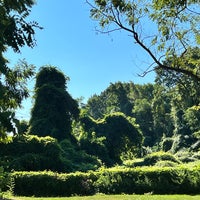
12,165,200,196
143,151,181,166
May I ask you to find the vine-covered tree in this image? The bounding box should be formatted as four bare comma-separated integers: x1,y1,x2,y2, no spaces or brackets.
28,66,79,141
0,0,41,140
87,0,200,80
79,112,143,164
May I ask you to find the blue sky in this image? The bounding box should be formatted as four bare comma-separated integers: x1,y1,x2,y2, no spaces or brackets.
6,0,155,120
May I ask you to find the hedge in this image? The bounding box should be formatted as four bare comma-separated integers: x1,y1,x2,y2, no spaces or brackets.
12,165,200,197
12,171,95,197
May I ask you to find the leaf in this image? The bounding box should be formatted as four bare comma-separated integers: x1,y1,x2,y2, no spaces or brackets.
195,33,200,45
151,36,158,45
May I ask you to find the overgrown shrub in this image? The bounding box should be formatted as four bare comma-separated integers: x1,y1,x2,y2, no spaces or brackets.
59,139,101,172
0,135,66,172
0,135,101,173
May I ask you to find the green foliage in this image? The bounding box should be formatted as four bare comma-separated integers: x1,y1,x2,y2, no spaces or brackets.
29,66,79,141
0,135,65,172
160,137,174,152
85,82,159,147
0,0,42,53
0,0,41,140
85,82,135,119
154,161,178,168
143,151,181,166
132,98,154,146
184,105,200,133
0,134,101,173
79,112,143,165
0,166,13,196
59,139,101,172
15,119,29,135
0,60,35,141
88,0,200,80
12,165,200,196
12,171,95,197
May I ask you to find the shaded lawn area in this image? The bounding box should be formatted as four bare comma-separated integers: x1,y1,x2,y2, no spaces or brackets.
10,194,200,200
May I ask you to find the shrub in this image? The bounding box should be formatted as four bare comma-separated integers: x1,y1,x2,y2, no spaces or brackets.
12,165,200,196
0,167,13,196
12,171,95,197
143,151,181,166
0,135,66,172
155,160,178,167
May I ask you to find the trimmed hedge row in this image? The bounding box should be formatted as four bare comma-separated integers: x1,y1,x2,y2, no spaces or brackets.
12,165,200,197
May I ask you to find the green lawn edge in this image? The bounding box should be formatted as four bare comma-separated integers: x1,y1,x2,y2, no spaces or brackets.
8,194,200,200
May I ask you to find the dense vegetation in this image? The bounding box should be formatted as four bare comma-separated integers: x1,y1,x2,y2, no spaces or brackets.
0,0,200,198
10,163,200,196
1,61,200,196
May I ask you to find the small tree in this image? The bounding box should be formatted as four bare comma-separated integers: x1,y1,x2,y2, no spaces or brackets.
28,66,79,141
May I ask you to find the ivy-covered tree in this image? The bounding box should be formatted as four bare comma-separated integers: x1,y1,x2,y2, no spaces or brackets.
0,0,41,140
28,66,79,141
79,112,143,164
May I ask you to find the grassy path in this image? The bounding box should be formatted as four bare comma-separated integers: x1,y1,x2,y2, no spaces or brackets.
10,194,200,200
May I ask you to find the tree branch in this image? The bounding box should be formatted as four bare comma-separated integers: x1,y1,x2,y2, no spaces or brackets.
86,0,200,81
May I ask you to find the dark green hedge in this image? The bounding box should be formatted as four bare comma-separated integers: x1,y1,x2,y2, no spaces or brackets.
12,165,200,197
12,171,95,197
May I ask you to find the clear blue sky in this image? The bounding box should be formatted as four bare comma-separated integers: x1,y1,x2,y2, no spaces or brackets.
6,0,155,120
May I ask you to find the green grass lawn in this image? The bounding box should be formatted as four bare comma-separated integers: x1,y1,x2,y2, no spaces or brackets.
9,194,200,200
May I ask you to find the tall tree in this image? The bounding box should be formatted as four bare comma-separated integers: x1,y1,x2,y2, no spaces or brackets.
86,82,135,119
87,0,200,80
156,47,200,136
28,66,79,141
0,0,41,140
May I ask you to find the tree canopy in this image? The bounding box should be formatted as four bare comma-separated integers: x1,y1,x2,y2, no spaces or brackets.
87,0,200,80
0,0,41,141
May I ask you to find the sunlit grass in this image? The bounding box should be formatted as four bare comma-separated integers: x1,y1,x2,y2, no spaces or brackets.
9,194,200,200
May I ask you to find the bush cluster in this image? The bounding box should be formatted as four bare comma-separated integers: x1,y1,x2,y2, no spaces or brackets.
0,135,100,173
12,165,200,197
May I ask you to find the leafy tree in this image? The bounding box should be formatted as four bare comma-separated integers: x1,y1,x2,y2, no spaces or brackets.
28,66,79,141
87,0,200,80
156,47,200,107
15,119,29,135
0,0,41,140
86,82,135,119
152,84,174,141
184,106,200,135
132,98,154,146
100,113,143,162
155,47,200,136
